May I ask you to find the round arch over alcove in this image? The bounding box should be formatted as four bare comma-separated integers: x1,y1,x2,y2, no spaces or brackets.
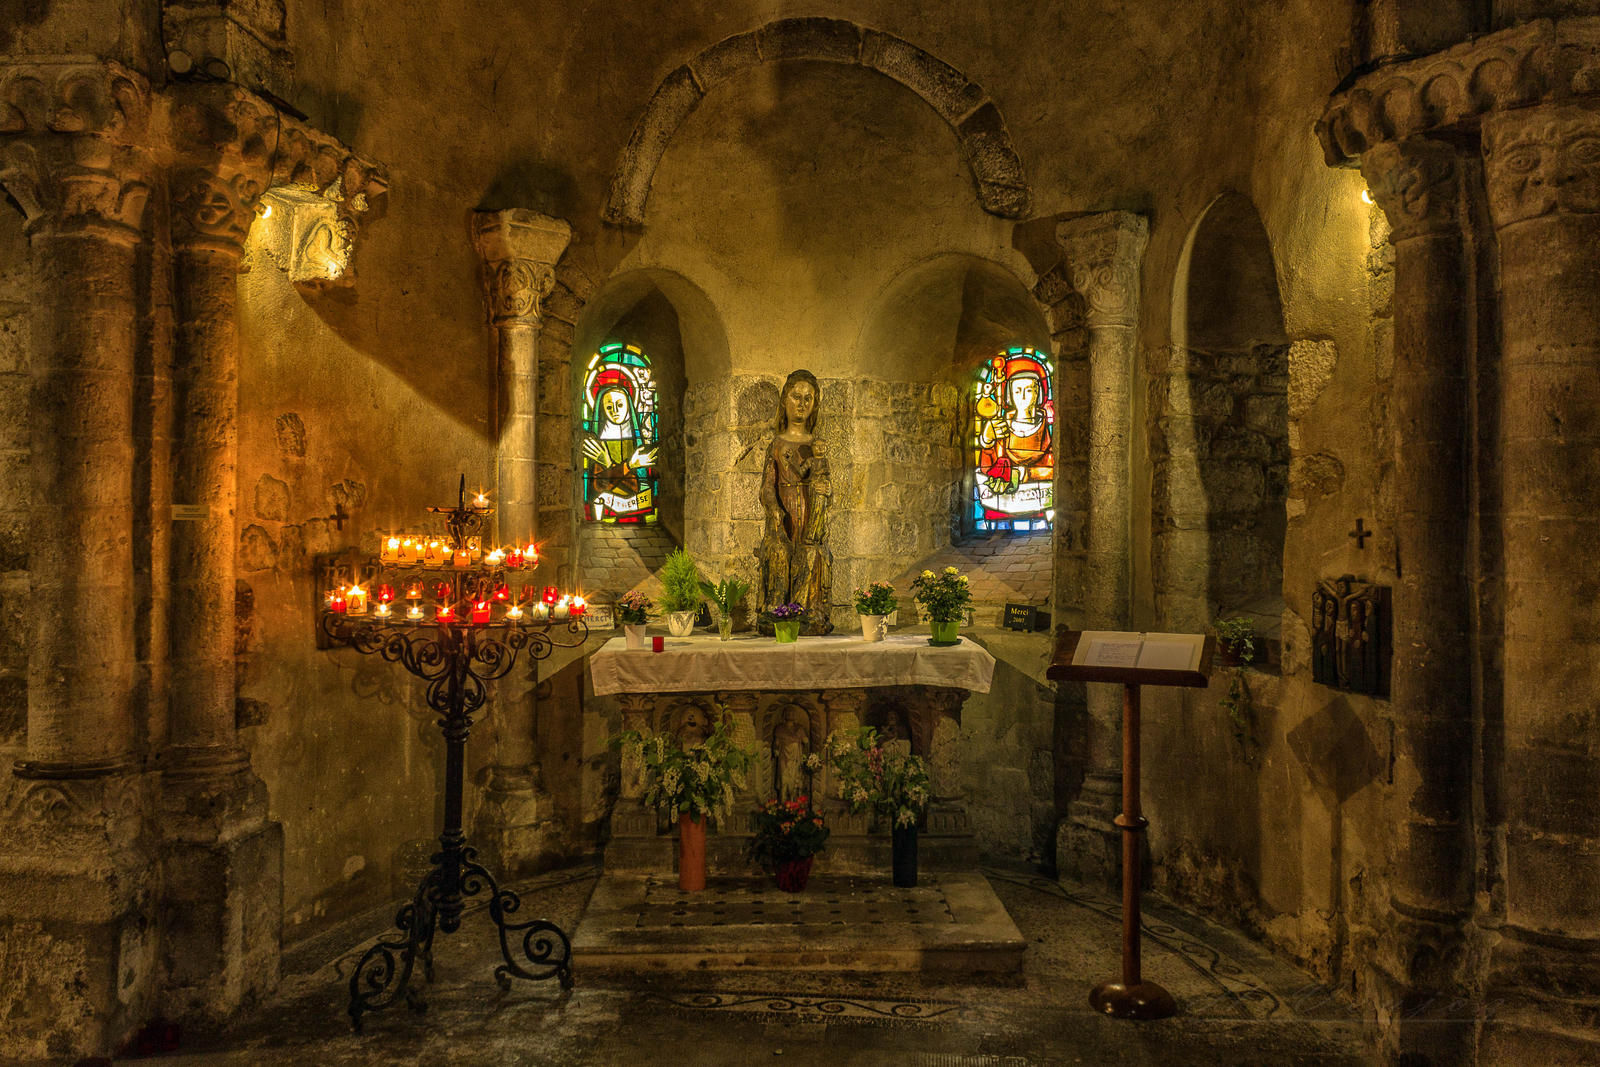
603,16,1031,228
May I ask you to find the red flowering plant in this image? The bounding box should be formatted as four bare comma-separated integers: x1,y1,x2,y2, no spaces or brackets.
749,794,830,866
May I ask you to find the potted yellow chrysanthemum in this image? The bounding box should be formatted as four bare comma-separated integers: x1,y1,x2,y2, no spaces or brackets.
911,565,972,646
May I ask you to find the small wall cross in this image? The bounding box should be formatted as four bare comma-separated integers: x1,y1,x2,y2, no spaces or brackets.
1349,518,1370,549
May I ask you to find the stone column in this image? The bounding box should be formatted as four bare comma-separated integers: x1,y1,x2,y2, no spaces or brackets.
1053,212,1148,883
0,60,161,1061
472,210,571,543
1481,101,1600,1062
1359,136,1477,1059
159,85,281,1021
471,209,571,874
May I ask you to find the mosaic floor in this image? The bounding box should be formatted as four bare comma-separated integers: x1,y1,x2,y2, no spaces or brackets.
139,864,1370,1067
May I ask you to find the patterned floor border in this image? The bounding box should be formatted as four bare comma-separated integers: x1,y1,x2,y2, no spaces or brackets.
983,866,1292,1020
645,989,966,1028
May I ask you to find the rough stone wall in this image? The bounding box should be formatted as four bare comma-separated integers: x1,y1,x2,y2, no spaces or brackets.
1154,341,1290,627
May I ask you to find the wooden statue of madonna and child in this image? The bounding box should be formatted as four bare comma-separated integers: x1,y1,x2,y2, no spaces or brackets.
758,369,833,635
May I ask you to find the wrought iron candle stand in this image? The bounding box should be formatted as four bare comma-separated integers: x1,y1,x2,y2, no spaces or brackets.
318,478,588,1031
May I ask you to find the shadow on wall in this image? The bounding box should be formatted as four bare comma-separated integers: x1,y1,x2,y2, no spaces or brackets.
1161,191,1289,636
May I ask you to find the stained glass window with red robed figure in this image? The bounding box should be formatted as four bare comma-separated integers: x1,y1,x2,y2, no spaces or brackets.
972,346,1054,532
580,343,659,523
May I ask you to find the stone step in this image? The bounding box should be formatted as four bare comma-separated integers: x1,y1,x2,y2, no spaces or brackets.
572,871,1025,977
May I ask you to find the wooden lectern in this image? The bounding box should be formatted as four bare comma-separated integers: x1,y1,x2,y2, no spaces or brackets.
1048,629,1215,1020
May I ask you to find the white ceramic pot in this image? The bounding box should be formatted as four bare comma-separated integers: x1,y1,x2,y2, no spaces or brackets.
624,623,647,649
667,610,696,637
859,613,888,642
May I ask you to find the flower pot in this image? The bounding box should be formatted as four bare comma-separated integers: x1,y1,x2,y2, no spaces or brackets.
624,623,647,650
774,620,801,643
775,856,813,892
928,619,960,646
716,614,733,641
678,812,707,892
891,824,918,887
859,613,888,642
667,610,696,637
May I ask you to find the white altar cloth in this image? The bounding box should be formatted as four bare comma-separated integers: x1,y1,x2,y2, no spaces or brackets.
587,633,996,696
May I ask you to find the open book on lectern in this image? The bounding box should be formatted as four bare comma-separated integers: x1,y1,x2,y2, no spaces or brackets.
1047,629,1214,687
1074,631,1204,671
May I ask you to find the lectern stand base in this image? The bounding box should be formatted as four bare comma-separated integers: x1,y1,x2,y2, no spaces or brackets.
1089,979,1177,1019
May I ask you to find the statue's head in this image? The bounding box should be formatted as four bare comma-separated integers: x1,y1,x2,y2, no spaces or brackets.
776,370,820,434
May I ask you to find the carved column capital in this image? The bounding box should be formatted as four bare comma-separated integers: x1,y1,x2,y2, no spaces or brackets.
164,82,387,258
471,210,572,326
1483,101,1600,228
0,59,155,240
165,84,277,253
1361,138,1462,241
1054,211,1149,329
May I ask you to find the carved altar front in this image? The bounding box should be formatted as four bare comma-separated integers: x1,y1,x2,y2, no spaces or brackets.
589,634,996,870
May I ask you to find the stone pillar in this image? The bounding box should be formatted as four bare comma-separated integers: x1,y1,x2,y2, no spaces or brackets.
471,209,572,874
160,84,282,1022
1053,212,1148,883
472,210,570,544
1480,100,1600,1063
1359,136,1477,1060
0,60,161,1061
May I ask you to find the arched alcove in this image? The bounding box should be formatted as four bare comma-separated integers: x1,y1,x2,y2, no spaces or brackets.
572,268,729,599
1161,192,1289,633
854,253,1056,592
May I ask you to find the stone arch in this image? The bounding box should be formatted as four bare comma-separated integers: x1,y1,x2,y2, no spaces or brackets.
1159,191,1289,634
603,17,1030,228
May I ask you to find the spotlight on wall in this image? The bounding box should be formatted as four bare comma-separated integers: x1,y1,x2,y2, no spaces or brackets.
1360,188,1374,205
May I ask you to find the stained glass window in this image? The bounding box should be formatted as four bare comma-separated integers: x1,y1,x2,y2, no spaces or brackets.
972,346,1054,532
581,343,658,523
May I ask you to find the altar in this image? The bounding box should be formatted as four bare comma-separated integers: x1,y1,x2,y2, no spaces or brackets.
589,632,996,871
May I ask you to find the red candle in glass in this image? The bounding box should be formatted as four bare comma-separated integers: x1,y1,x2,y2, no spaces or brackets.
405,581,424,600
377,584,395,603
434,582,453,600
492,583,510,602
505,547,524,569
570,595,587,617
328,589,347,613
542,586,559,605
471,601,491,624
437,603,454,622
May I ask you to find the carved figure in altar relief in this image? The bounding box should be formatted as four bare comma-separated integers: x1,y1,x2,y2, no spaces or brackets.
671,703,713,748
759,369,833,634
771,707,810,803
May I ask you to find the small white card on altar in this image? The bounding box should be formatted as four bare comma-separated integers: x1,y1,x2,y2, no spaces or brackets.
1074,631,1204,672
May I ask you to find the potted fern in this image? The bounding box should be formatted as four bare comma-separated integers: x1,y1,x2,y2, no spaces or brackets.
659,547,703,637
698,573,750,641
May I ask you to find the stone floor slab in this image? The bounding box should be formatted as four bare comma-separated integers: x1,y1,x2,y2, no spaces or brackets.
573,871,1026,975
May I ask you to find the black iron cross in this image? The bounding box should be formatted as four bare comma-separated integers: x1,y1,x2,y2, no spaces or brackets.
1349,518,1371,549
327,503,348,531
